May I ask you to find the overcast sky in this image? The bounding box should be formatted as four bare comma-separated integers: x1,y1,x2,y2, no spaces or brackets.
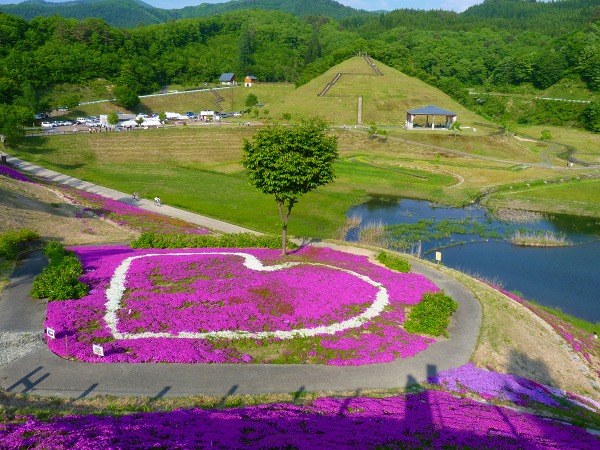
0,1,485,13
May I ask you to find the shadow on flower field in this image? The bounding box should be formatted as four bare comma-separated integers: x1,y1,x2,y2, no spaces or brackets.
1,390,598,449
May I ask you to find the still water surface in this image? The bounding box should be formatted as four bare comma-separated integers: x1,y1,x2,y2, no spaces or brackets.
346,198,600,323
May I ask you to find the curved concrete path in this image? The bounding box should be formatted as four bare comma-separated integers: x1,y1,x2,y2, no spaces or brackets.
0,156,482,399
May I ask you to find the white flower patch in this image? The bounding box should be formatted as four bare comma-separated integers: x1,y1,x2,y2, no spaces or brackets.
104,252,389,340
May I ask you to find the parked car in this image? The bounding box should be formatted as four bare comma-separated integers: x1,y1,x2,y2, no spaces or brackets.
41,122,53,129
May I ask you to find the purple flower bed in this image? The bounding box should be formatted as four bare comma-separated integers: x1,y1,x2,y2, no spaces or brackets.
45,246,439,365
1,390,598,449
0,164,33,183
489,285,599,377
429,363,600,413
59,186,210,235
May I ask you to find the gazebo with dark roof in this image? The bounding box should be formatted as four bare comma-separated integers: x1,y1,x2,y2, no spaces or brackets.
406,105,457,130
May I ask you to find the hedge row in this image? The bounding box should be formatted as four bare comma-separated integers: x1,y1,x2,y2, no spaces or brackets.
376,251,411,273
0,229,40,260
131,232,297,250
404,291,458,338
31,242,89,301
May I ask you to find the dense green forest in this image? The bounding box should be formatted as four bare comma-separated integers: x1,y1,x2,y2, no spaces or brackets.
0,0,372,28
1,0,600,144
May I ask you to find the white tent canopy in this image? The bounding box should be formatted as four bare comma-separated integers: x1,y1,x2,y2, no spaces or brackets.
119,119,139,127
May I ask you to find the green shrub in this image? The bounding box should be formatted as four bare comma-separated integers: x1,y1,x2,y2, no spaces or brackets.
376,251,411,273
404,291,458,337
31,242,89,301
0,228,40,260
131,232,297,250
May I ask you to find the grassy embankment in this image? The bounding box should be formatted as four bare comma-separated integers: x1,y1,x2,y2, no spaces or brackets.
11,123,599,240
0,174,138,288
51,81,295,123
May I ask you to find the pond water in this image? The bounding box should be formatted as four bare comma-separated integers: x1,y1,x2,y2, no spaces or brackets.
346,198,600,323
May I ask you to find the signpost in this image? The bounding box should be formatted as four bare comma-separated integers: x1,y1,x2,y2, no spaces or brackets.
92,344,104,357
46,327,55,339
435,251,442,265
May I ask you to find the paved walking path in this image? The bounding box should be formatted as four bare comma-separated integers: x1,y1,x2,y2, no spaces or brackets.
0,156,482,399
3,155,253,235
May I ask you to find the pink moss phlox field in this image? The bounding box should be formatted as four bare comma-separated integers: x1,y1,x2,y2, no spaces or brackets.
489,284,599,376
59,186,209,235
429,363,600,412
0,165,33,183
44,246,438,364
1,391,598,449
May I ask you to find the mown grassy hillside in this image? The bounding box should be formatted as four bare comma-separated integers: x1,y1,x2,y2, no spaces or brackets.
267,57,485,126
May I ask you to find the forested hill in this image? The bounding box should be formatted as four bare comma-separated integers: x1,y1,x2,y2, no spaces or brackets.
343,0,599,37
0,0,171,27
174,0,371,21
463,0,600,35
0,0,371,28
1,0,600,140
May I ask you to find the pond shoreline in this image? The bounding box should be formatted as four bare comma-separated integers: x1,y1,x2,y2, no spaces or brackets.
346,197,600,323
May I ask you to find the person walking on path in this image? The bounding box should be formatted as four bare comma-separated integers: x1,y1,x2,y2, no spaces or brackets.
132,192,140,201
154,196,162,207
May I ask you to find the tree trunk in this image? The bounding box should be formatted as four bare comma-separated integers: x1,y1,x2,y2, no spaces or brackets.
276,197,294,256
281,220,288,255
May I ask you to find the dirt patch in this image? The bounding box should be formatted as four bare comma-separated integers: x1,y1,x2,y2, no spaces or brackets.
0,176,138,245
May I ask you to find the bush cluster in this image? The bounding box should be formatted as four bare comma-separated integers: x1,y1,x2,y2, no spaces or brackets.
0,229,40,260
31,242,89,301
131,232,297,250
376,251,411,273
404,291,458,337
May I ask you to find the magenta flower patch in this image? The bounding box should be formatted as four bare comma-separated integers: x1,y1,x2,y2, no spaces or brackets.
45,246,439,364
59,186,210,235
430,363,600,416
1,391,599,448
0,165,34,183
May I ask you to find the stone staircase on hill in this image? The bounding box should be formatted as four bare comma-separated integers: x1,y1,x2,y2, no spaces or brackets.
317,53,383,97
211,89,224,111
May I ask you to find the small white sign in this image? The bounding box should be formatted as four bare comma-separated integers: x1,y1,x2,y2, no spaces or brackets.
46,327,55,339
435,252,442,262
92,344,104,357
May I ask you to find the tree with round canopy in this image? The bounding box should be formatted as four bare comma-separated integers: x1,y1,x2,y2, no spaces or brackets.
241,117,338,254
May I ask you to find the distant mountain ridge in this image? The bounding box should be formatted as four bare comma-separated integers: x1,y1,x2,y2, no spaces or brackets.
0,0,372,27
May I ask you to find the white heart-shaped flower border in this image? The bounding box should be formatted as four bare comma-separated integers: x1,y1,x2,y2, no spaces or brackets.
105,252,389,340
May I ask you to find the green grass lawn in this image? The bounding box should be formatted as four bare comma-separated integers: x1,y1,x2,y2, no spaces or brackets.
484,177,600,217
12,139,457,238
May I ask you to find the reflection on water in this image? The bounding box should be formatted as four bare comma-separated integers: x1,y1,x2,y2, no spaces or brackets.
346,198,600,323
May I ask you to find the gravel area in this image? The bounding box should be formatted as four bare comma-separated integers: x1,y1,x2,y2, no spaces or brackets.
0,331,44,367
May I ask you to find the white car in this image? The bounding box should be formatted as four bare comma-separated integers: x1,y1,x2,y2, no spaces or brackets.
41,122,53,129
